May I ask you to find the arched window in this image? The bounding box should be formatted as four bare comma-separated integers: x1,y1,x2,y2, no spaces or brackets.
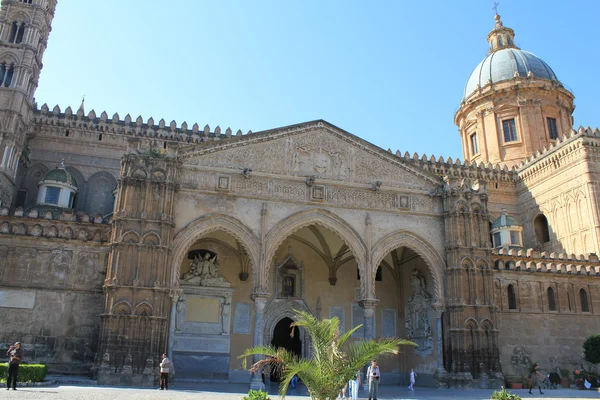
8,21,18,43
534,214,550,243
547,287,556,311
15,22,25,44
507,284,517,310
0,63,15,87
580,289,589,312
497,36,504,46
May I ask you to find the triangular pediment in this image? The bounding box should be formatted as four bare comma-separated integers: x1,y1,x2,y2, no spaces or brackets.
180,120,440,190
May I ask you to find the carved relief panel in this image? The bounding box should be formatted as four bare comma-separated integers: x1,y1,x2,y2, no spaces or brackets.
405,269,434,356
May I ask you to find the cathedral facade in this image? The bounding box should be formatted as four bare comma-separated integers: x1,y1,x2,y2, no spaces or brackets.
0,0,598,388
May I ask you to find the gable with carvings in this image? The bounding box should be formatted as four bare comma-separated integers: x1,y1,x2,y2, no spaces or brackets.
180,123,439,191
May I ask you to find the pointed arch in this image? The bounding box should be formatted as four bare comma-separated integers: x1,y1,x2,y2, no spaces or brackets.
121,231,140,244
170,213,260,288
371,230,445,303
83,171,117,217
112,301,132,316
134,301,153,317
142,232,160,246
265,208,367,295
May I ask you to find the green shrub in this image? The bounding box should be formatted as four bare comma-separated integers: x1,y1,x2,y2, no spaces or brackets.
560,368,570,378
491,386,522,400
0,363,48,383
242,389,271,400
583,334,600,364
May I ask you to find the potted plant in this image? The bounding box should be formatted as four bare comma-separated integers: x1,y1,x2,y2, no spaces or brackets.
560,368,570,388
522,373,530,390
505,375,522,389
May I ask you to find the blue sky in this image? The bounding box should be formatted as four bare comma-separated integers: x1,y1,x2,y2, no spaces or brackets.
34,1,599,160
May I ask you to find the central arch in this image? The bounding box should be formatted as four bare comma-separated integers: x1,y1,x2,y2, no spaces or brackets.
371,230,445,303
263,299,312,360
264,208,368,289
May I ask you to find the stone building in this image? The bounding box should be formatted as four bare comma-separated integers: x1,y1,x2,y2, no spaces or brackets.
0,0,598,388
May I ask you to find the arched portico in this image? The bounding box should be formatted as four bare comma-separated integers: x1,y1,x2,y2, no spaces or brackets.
170,213,261,288
264,208,368,292
371,230,445,303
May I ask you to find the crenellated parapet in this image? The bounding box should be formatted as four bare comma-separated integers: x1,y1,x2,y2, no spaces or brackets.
0,206,111,242
384,149,519,184
514,126,600,184
491,247,600,276
33,103,253,145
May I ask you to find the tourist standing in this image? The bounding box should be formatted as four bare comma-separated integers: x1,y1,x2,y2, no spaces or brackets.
6,342,24,390
348,369,361,400
159,353,172,390
367,360,380,400
528,363,544,395
408,368,417,390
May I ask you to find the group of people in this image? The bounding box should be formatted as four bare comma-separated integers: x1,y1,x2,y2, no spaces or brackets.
339,360,417,400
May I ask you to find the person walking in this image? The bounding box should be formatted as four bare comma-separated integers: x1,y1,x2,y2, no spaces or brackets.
6,342,24,390
408,368,417,391
348,369,361,400
367,360,380,400
528,363,544,395
159,353,172,390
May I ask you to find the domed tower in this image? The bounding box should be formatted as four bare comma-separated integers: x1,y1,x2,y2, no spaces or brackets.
455,14,575,167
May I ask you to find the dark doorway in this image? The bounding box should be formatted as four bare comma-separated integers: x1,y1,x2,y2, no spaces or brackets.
270,317,301,381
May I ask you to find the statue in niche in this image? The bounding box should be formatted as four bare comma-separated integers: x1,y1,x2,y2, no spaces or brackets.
409,269,431,301
182,253,230,287
221,299,231,335
283,275,295,297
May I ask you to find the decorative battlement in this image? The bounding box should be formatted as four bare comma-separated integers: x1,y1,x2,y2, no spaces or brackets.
0,207,111,242
516,126,600,182
385,148,519,183
33,103,253,145
491,247,600,276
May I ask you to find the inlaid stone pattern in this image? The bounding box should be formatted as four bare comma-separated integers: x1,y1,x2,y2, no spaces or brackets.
233,302,251,334
381,309,397,338
351,302,364,338
329,306,346,333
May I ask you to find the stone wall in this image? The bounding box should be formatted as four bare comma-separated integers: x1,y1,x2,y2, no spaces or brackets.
0,213,110,373
494,268,600,378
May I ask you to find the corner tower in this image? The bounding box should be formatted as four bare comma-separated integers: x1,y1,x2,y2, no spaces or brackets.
0,0,57,206
455,14,575,167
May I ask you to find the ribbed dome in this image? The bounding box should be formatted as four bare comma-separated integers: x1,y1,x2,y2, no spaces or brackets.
491,210,521,230
42,168,78,187
463,48,558,99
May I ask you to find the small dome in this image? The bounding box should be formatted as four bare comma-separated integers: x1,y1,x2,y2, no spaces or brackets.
464,48,558,99
491,209,521,230
42,168,78,188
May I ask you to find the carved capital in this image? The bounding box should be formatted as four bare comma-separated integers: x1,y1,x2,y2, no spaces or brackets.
360,299,379,314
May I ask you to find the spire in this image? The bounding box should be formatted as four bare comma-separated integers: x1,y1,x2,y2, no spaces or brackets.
78,95,85,114
487,13,519,54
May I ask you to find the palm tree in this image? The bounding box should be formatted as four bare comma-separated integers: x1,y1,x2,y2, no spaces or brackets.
239,309,416,400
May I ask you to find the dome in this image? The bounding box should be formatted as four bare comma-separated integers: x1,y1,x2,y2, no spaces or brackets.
491,210,521,230
463,48,558,99
42,167,78,188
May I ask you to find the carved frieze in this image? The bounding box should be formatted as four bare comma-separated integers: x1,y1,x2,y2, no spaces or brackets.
183,129,437,190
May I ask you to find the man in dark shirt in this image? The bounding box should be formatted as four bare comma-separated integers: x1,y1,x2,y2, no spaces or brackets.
6,342,24,390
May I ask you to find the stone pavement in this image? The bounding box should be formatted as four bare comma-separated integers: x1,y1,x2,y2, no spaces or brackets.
1,382,600,400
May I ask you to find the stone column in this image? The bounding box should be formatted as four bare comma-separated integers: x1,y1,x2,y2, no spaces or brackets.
250,293,269,390
360,299,378,340
167,289,182,360
434,307,445,373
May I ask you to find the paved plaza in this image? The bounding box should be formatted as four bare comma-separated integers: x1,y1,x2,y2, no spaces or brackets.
0,383,599,400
